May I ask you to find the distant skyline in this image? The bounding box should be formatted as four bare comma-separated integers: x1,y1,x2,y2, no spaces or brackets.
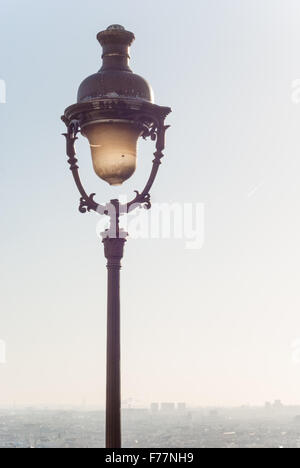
1,0,300,407
0,400,293,410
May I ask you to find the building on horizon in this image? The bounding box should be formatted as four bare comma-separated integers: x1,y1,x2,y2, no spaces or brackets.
273,400,284,409
177,402,186,411
161,402,175,413
150,403,159,413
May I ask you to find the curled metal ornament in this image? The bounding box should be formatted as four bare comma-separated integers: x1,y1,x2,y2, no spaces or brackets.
79,193,97,213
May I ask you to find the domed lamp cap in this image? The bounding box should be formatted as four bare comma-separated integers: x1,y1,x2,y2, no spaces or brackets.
97,24,135,48
76,24,153,103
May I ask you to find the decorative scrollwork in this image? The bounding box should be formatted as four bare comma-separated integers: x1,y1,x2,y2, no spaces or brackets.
62,119,104,215
126,120,170,213
79,193,97,213
67,155,78,171
132,191,151,210
141,120,159,141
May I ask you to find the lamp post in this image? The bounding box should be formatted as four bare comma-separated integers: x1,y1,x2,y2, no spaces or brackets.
61,24,171,449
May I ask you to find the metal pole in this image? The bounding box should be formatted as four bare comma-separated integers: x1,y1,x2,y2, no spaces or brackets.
103,234,126,448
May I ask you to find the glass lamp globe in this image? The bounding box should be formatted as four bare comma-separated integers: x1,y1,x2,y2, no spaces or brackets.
82,122,142,186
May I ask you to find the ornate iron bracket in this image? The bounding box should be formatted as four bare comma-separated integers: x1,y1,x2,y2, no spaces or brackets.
62,120,105,214
126,120,170,212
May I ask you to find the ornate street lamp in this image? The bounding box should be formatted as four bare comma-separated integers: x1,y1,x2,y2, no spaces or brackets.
61,24,171,448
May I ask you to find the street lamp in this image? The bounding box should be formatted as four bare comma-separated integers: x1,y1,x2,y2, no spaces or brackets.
61,24,171,449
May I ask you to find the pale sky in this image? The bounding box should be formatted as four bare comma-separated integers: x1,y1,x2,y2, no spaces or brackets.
1,0,300,408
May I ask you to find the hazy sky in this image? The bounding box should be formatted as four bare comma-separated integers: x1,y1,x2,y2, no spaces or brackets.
1,0,300,408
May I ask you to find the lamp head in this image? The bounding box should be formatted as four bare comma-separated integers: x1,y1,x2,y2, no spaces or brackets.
62,25,170,186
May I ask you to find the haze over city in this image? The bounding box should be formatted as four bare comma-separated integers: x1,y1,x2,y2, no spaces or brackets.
1,0,300,416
